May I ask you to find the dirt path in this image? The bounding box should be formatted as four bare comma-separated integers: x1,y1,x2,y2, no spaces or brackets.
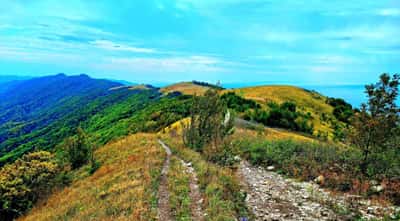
157,140,173,221
158,139,204,221
238,161,399,221
180,159,204,221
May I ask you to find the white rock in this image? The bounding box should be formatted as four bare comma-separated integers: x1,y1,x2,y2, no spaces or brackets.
267,165,275,171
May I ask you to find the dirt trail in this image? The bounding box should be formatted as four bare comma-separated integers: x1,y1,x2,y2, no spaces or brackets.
158,139,204,221
157,140,173,221
238,161,399,221
180,159,204,221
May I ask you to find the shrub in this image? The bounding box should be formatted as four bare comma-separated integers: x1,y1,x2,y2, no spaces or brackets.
221,92,260,112
182,89,234,152
326,97,353,123
64,128,93,169
0,151,59,220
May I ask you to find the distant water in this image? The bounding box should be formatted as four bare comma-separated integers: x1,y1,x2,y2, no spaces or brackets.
302,85,367,107
223,82,367,107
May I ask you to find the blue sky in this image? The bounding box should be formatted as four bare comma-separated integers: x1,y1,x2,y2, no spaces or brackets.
0,0,399,85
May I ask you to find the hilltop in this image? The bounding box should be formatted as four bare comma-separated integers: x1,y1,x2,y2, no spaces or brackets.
161,81,222,95
228,85,339,136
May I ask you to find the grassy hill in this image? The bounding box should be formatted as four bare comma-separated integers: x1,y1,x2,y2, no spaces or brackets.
18,133,165,221
228,85,338,136
161,81,219,95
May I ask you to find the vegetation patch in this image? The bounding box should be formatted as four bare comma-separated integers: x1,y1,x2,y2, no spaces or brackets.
19,134,165,221
167,156,192,220
162,136,251,221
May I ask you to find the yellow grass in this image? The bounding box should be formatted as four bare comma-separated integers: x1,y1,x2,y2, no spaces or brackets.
160,82,210,95
227,85,335,136
19,133,165,221
129,84,153,90
234,127,316,143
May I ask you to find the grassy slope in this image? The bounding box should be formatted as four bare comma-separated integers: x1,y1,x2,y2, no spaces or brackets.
19,134,165,221
228,85,336,136
162,84,337,136
161,82,211,95
163,118,316,144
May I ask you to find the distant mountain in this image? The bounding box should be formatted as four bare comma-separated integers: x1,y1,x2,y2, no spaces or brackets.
0,75,31,84
0,74,190,165
0,75,32,94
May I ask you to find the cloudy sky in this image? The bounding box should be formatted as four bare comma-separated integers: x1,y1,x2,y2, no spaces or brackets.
0,0,399,85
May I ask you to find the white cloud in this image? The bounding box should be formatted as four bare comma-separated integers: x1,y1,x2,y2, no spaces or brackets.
377,8,400,16
97,55,224,73
91,40,156,54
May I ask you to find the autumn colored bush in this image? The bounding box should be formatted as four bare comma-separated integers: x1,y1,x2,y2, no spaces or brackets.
0,151,59,221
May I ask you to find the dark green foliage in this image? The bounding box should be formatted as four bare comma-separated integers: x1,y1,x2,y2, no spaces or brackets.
64,128,92,169
246,101,314,134
191,80,224,90
182,89,234,152
221,92,260,112
327,97,354,123
0,151,59,221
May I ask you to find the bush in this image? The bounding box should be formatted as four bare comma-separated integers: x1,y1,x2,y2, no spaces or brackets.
64,128,93,169
0,151,59,220
247,101,314,134
221,92,260,112
182,89,234,152
326,97,353,123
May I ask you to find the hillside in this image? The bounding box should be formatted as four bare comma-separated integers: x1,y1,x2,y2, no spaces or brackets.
0,74,191,165
19,134,165,221
161,81,220,95
228,85,338,136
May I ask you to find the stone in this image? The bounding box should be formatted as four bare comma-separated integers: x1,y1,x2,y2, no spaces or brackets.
371,185,384,193
314,175,325,185
267,165,275,171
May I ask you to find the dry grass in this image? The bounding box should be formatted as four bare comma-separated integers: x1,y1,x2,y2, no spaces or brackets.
234,127,316,143
227,85,335,136
129,84,153,90
19,133,165,221
160,82,210,95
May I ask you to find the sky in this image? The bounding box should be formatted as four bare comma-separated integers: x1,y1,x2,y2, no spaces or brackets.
0,0,399,85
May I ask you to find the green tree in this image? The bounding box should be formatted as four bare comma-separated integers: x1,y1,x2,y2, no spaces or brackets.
182,89,234,152
64,127,93,169
349,73,399,175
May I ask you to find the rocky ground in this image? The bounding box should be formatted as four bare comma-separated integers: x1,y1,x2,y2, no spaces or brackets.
238,161,400,221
